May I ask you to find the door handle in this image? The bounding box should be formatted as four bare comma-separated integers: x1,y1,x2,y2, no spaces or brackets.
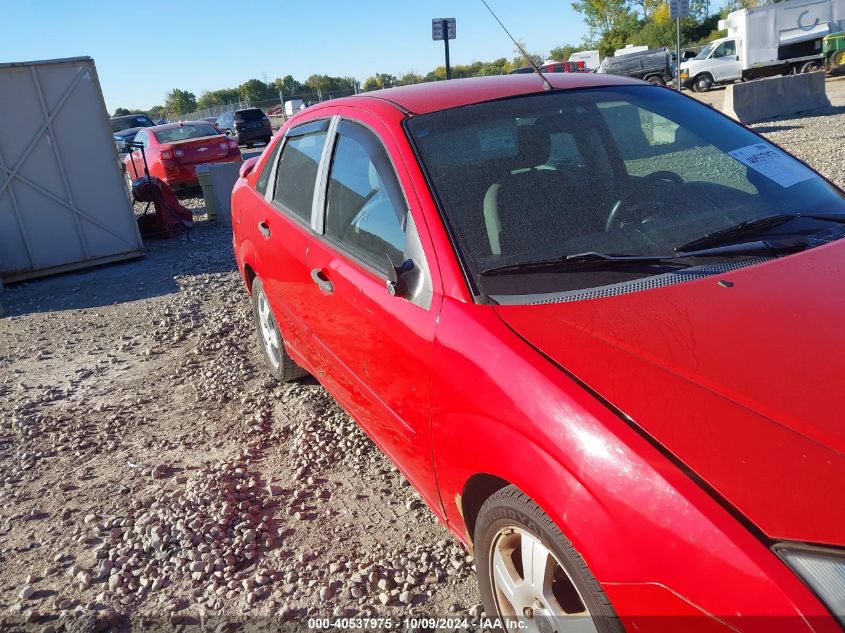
257,221,271,237
310,268,333,294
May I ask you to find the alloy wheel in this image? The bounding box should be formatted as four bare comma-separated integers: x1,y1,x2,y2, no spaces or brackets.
256,291,281,369
490,527,599,633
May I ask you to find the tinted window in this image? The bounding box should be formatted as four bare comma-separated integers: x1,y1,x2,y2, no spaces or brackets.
236,109,266,121
273,130,327,221
154,124,220,143
324,121,406,269
134,130,147,147
256,140,283,196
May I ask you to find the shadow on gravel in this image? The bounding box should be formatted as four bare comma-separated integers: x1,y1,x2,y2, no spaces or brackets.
1,223,236,317
752,104,845,126
752,124,801,133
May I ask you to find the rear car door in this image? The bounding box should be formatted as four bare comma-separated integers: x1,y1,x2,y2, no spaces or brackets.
301,113,443,508
254,116,333,363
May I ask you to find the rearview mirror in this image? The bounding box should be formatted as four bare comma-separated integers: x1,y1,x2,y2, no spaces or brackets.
385,255,417,299
239,156,260,179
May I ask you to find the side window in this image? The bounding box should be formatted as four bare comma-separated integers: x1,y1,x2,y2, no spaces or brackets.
272,129,328,221
324,121,406,271
135,131,147,147
714,40,735,58
255,139,283,196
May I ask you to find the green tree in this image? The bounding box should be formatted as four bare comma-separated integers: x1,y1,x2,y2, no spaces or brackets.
362,73,398,91
397,72,424,85
196,88,240,110
572,0,636,40
237,79,274,105
164,89,197,115
113,107,131,117
148,105,166,121
274,75,305,96
549,44,581,61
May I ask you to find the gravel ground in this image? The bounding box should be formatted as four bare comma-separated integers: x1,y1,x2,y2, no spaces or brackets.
1,88,844,632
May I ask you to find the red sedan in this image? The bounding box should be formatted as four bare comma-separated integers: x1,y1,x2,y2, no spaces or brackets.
232,73,845,631
123,121,242,190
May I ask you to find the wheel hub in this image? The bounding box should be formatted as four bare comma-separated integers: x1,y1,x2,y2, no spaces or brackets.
489,527,598,633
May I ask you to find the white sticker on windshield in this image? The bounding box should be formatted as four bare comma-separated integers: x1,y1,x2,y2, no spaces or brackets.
478,127,516,153
728,143,816,188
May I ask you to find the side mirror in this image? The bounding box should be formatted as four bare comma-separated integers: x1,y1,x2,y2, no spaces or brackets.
239,156,260,179
385,255,417,299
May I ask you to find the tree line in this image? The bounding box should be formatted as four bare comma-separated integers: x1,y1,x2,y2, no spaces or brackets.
114,0,783,119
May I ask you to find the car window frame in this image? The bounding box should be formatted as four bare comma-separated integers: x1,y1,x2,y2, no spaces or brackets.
315,119,410,275
262,117,333,230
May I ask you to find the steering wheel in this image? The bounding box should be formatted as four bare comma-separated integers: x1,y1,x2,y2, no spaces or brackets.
605,171,685,232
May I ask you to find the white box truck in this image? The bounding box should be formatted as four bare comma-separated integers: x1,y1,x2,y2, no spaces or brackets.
680,0,845,91
569,50,601,70
284,99,305,117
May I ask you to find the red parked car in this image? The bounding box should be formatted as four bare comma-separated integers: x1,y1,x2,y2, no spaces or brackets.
232,73,845,631
123,121,242,190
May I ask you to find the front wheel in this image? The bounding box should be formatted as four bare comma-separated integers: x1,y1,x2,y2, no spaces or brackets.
693,74,712,92
474,486,624,633
646,74,665,86
252,277,308,382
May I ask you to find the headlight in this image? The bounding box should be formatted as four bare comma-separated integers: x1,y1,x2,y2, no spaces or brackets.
779,546,845,625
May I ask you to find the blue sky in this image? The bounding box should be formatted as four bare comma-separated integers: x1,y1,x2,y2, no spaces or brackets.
2,0,589,112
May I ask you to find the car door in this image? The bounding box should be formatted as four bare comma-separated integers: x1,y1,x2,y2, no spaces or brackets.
301,113,443,508
710,39,741,81
253,116,333,364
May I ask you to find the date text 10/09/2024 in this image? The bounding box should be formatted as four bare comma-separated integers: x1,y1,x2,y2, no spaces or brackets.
307,617,531,630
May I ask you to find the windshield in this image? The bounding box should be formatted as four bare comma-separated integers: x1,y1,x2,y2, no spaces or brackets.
110,115,153,133
695,41,718,60
154,124,220,143
406,86,845,297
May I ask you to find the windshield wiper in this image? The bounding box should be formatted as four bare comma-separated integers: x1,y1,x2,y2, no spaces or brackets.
479,239,809,277
675,213,845,252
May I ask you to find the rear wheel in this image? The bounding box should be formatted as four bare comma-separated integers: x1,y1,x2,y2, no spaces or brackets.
832,51,845,71
474,486,624,633
646,74,665,85
800,60,822,73
252,277,308,382
693,74,713,92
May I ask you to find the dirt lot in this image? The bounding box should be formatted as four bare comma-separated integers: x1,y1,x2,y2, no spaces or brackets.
1,86,844,632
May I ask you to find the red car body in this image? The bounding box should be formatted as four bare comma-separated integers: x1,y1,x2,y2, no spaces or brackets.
231,74,845,631
123,121,242,189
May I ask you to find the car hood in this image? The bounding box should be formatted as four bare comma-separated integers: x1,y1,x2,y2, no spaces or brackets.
494,242,845,546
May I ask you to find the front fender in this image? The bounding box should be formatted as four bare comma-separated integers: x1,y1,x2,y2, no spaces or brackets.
430,297,829,625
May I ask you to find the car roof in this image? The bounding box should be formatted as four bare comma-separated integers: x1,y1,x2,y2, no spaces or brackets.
234,107,263,113
319,73,645,116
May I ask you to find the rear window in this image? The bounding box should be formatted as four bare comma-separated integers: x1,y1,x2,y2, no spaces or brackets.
110,115,154,133
235,109,266,121
154,124,220,143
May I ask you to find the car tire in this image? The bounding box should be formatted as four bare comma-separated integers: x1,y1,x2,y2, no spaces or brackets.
693,74,712,92
474,486,624,633
800,61,822,73
646,75,665,85
251,277,308,382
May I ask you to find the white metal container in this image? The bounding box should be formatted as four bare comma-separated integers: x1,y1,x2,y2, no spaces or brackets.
0,56,143,283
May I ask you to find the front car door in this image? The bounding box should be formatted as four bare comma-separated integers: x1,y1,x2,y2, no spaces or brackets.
709,39,741,81
300,111,444,510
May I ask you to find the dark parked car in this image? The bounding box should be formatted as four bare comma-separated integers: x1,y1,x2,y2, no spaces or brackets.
597,47,676,85
111,113,156,154
215,108,272,147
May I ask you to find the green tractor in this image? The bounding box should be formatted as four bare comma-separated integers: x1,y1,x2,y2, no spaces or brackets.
824,31,845,73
